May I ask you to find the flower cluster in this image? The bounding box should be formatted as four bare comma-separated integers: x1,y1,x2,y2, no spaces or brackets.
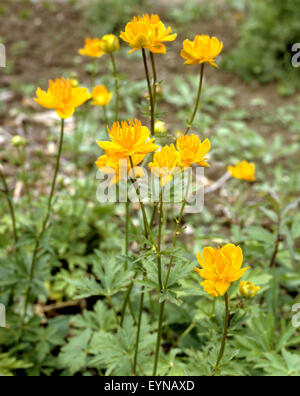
96,128,212,187
96,119,158,185
120,14,177,54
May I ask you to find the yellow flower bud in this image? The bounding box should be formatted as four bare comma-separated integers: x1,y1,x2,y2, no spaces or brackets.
99,34,120,53
239,281,260,298
70,78,79,88
154,120,167,135
12,135,27,147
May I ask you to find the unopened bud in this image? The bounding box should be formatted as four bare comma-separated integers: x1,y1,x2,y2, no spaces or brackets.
12,135,27,147
99,34,120,53
154,120,167,135
239,281,260,298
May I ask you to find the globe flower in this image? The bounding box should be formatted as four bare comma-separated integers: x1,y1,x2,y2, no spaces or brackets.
181,35,223,68
99,34,120,53
239,281,260,298
120,14,177,54
97,119,158,157
176,134,211,168
92,85,113,106
96,153,145,186
149,144,182,187
194,244,249,297
79,38,104,58
34,78,91,119
228,160,256,182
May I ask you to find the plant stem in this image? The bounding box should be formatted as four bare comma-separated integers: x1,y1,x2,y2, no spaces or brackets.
153,300,165,376
125,186,129,270
110,53,119,121
17,147,33,218
153,171,192,375
121,201,159,325
214,293,229,372
157,188,164,291
270,214,281,268
142,48,155,136
150,52,157,114
133,288,145,375
22,119,65,324
0,165,18,244
185,63,205,135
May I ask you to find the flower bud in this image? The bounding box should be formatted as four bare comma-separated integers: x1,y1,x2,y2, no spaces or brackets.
12,135,27,147
99,34,120,53
70,78,79,88
239,281,260,298
154,120,167,135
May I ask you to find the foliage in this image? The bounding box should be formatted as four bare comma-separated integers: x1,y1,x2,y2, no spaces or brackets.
223,0,300,93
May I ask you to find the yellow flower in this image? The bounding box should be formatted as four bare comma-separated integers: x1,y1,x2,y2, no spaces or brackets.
97,119,158,157
96,153,145,186
99,34,120,53
120,14,177,54
34,78,91,119
92,85,113,106
176,134,211,168
228,160,256,182
239,281,260,298
149,144,182,186
194,244,249,297
79,38,104,58
181,35,223,68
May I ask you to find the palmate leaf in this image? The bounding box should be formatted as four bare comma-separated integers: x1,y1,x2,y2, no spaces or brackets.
0,353,33,377
255,349,300,376
58,328,92,375
69,251,134,299
88,317,155,376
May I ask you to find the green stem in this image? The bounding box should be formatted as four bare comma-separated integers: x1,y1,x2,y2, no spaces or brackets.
157,188,163,292
120,275,135,326
110,53,119,121
121,201,159,325
153,300,165,376
150,52,157,115
185,63,205,135
17,147,33,218
125,187,129,270
153,171,192,375
129,156,157,376
142,48,155,136
0,165,18,244
107,295,120,326
133,288,145,375
214,293,229,372
22,119,65,324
